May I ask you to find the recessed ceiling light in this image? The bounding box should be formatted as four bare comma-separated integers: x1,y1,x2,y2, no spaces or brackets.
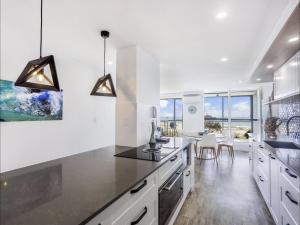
256,78,261,81
266,64,273,69
288,36,299,43
220,57,228,62
107,61,113,65
290,62,297,67
216,11,227,19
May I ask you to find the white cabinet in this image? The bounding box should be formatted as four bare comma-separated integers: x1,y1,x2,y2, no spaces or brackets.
254,147,300,225
274,51,300,99
111,185,157,225
269,155,280,225
279,164,300,225
158,151,183,187
87,172,159,225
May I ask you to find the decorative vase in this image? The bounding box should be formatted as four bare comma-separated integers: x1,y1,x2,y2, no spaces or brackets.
149,121,156,149
264,117,282,139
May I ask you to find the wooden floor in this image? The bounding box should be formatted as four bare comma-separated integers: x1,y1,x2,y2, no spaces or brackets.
174,151,275,225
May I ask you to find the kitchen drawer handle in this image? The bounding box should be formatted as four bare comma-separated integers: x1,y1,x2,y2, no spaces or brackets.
269,154,276,160
170,155,178,162
258,158,264,163
164,173,182,191
130,180,147,194
186,171,191,176
131,207,147,225
259,176,264,182
285,168,297,179
285,191,298,205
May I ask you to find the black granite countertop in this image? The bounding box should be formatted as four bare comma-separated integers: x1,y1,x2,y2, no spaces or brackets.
262,138,300,177
0,138,190,225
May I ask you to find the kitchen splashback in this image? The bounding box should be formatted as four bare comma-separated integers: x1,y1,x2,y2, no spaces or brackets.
271,94,300,140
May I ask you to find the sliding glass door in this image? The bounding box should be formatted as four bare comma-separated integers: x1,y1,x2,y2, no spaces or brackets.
204,91,258,140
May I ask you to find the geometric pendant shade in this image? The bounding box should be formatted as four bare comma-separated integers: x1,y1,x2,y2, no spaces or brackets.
15,55,60,91
90,74,116,97
90,30,117,97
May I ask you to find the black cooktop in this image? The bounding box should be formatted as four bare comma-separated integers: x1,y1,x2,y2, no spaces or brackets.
115,144,179,162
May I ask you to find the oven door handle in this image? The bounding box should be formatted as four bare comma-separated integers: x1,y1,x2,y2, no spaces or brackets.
163,172,182,191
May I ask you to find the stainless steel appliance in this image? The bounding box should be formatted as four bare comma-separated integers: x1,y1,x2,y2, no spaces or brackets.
159,166,183,225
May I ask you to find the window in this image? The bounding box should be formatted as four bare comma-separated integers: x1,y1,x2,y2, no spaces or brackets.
230,96,253,139
160,98,182,136
204,93,228,134
204,92,257,140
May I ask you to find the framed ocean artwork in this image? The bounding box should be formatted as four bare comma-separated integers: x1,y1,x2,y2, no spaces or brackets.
0,79,63,122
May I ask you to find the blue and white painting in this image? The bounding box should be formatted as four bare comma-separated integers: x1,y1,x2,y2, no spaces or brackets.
0,79,63,122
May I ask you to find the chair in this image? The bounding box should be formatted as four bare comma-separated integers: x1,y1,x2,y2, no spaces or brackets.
180,132,200,158
198,134,218,164
169,121,178,136
217,136,234,162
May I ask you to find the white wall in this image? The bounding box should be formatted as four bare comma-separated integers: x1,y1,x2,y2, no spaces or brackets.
116,46,160,147
0,0,116,172
182,93,204,133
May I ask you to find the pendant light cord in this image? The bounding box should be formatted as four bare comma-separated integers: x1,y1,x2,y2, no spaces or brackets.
39,0,43,58
103,36,106,75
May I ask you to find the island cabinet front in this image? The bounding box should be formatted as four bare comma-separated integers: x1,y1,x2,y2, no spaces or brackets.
86,172,159,225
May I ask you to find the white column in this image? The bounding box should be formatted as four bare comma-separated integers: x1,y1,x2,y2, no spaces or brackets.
116,46,160,147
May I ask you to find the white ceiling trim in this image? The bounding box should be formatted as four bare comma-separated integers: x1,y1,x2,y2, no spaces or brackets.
247,0,300,81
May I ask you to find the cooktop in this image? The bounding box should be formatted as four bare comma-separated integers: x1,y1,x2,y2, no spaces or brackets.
115,143,179,162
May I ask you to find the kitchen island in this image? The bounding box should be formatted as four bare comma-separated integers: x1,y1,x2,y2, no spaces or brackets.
0,138,192,225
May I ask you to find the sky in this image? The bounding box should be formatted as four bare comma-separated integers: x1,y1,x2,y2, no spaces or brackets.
160,99,182,120
205,96,251,119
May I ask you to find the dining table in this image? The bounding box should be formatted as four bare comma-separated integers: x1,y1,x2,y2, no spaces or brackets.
185,133,226,160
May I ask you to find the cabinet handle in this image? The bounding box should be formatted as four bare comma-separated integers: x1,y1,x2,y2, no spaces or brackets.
258,158,264,163
285,191,298,205
259,145,263,149
170,155,178,162
131,207,147,225
186,171,191,176
259,176,264,182
285,168,297,179
164,173,182,191
130,180,147,194
269,154,276,160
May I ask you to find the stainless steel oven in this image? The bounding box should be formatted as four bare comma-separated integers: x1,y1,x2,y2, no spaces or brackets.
159,166,183,225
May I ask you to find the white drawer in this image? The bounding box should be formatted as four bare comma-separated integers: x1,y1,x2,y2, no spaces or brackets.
281,202,298,225
111,184,157,225
280,164,300,192
280,173,300,225
158,151,183,187
257,148,269,178
87,172,158,225
256,167,270,206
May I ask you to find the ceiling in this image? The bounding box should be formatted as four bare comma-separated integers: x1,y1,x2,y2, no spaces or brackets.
99,0,296,92
18,0,298,93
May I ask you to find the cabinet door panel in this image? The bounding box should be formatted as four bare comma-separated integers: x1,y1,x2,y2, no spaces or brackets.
274,54,298,99
270,157,280,225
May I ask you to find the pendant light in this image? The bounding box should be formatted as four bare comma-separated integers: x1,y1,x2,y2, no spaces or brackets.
15,0,60,91
90,30,117,97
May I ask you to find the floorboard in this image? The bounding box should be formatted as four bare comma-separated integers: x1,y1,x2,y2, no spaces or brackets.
174,151,275,225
